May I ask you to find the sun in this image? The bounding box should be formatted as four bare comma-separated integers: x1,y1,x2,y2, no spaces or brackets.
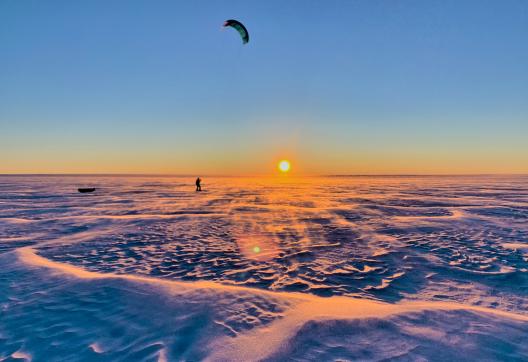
278,160,291,173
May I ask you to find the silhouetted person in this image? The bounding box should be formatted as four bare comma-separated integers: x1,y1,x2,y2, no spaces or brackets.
195,177,202,191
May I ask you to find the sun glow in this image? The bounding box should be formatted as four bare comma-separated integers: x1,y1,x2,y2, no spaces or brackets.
278,160,291,173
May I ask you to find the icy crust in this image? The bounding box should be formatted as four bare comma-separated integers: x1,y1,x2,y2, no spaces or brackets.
0,248,527,361
1,176,525,308
1,175,528,360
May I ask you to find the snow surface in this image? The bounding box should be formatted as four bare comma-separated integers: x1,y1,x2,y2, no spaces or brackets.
0,175,527,361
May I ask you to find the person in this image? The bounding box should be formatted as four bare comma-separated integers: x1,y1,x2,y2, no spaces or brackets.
195,177,202,191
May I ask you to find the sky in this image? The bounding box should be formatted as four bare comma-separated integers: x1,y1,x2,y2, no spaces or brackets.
1,0,527,175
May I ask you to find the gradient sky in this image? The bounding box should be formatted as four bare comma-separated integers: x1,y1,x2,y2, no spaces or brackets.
1,0,527,174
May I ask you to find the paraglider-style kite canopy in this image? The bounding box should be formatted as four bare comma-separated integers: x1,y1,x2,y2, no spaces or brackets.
223,19,249,44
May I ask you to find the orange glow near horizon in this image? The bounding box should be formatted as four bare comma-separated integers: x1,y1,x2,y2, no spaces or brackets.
1,148,528,175
278,160,291,173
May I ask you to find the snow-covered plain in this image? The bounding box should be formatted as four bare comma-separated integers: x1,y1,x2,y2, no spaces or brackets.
1,175,527,361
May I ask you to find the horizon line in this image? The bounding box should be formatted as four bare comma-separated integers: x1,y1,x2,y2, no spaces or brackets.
1,173,527,177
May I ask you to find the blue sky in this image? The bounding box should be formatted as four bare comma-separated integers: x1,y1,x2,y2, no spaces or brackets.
1,0,527,174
